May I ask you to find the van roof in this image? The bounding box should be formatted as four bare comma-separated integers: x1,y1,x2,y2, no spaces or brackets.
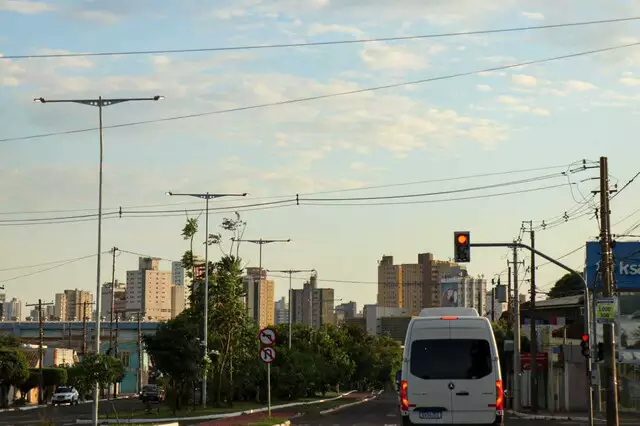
418,307,479,318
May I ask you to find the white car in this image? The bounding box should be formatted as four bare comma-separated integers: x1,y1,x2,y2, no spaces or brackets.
399,307,504,425
51,386,80,406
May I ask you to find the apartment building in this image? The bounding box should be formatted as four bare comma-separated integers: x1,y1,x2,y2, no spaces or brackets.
335,301,357,324
274,297,288,325
291,272,336,328
126,257,173,321
54,289,93,321
171,261,192,308
101,280,127,320
2,298,22,321
244,267,275,328
377,256,402,308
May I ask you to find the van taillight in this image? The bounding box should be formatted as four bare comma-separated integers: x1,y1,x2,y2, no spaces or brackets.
495,380,504,412
400,380,409,411
440,316,458,320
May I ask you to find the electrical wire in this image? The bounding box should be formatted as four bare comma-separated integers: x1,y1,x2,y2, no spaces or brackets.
0,173,579,226
0,253,103,284
611,169,640,201
2,17,639,60
2,41,640,144
0,163,573,216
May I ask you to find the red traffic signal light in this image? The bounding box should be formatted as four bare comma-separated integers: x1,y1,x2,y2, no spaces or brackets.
582,334,589,342
454,232,471,263
457,234,468,245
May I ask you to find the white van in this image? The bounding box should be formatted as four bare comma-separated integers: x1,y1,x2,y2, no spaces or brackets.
399,307,504,425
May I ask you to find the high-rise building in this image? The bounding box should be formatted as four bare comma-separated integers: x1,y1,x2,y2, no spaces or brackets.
3,298,22,321
377,253,467,316
171,261,192,308
126,257,173,321
335,301,357,323
0,292,5,320
274,297,288,325
244,267,275,328
440,276,487,314
171,285,185,319
291,272,335,328
101,280,126,321
57,289,93,321
54,293,67,321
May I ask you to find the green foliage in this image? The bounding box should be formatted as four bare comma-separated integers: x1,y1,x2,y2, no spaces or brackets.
65,354,124,398
142,215,402,412
0,338,29,408
548,273,584,299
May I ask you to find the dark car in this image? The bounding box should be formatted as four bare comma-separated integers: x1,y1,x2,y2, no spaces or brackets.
139,384,165,403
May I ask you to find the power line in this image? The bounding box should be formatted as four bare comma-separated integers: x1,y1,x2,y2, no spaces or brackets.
2,17,638,60
3,41,640,144
0,254,102,285
0,163,576,216
0,172,579,226
611,169,640,201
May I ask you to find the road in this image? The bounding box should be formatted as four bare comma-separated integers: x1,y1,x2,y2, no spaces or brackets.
291,392,613,426
0,397,143,426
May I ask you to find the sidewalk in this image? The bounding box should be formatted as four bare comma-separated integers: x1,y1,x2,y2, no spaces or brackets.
0,394,135,413
508,409,640,422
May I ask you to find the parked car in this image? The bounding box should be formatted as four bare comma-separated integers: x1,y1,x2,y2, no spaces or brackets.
51,386,80,406
139,384,165,403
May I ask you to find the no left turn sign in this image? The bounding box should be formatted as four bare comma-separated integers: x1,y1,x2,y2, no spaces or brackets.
259,346,277,364
259,327,277,346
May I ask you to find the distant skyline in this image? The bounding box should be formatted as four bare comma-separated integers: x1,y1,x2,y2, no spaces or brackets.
2,1,640,309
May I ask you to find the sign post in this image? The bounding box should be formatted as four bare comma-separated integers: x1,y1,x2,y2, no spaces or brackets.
595,298,616,324
259,327,277,417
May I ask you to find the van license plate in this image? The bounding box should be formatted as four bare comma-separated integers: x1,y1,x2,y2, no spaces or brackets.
419,411,442,420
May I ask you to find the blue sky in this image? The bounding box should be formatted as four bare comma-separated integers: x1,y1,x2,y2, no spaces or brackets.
2,0,640,316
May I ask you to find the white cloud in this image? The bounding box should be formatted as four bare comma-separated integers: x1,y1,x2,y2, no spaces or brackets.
212,8,246,19
0,0,53,14
307,23,364,37
73,9,122,25
521,12,544,20
511,74,537,87
349,161,385,171
497,95,521,104
564,80,598,92
359,44,432,70
476,84,492,92
619,76,640,86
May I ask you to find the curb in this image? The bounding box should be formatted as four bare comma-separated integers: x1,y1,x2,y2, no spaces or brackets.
507,410,605,422
0,395,134,413
75,391,357,424
319,389,382,415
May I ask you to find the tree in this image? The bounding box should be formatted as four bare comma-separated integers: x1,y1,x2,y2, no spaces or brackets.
548,273,583,299
0,337,29,408
181,217,199,307
66,355,124,400
143,311,204,413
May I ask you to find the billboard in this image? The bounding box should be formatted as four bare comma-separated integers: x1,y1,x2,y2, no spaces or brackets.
440,279,461,308
585,241,640,291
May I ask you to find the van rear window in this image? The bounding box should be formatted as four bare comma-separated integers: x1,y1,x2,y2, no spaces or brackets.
410,339,492,380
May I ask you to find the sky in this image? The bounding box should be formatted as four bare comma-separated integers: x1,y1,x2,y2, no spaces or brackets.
2,0,640,318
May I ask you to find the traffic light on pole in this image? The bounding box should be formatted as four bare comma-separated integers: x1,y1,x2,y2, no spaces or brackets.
581,334,590,358
454,232,471,263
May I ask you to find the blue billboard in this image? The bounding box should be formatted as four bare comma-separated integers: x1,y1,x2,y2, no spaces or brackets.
585,241,640,291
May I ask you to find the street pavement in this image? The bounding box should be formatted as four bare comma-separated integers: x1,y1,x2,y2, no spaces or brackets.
0,397,144,426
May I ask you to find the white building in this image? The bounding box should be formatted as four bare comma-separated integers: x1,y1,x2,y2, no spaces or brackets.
171,261,191,308
3,298,22,321
363,304,409,336
440,276,487,315
274,297,288,325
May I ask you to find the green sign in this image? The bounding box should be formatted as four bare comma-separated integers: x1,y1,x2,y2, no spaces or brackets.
595,298,616,324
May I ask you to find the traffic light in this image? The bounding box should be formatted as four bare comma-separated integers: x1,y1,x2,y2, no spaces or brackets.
597,342,604,361
454,232,471,263
581,334,590,358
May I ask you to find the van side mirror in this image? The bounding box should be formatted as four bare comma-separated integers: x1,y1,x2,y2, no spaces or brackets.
395,370,402,385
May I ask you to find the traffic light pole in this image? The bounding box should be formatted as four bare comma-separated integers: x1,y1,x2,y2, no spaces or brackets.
465,240,595,422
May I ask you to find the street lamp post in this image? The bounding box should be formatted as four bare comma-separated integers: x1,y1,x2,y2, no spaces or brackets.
231,238,291,320
34,95,164,426
267,269,315,349
166,191,247,408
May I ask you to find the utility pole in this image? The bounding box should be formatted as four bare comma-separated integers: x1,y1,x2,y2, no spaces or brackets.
113,312,120,399
512,246,522,412
598,157,619,426
26,299,54,405
507,263,512,327
525,221,539,413
131,311,144,394
109,247,119,353
79,301,95,356
491,287,496,322
267,269,316,349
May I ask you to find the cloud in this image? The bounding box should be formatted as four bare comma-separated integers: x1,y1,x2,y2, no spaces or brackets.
521,11,544,20
212,8,246,19
511,74,537,87
476,84,492,92
512,105,550,116
350,161,386,171
0,0,53,14
72,9,122,25
619,76,640,86
497,95,521,104
307,23,364,37
359,44,431,70
564,80,598,92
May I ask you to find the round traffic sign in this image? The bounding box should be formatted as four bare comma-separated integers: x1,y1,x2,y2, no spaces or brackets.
259,346,277,364
258,327,277,345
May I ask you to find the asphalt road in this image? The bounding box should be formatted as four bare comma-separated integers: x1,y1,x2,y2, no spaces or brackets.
0,397,146,426
290,392,615,426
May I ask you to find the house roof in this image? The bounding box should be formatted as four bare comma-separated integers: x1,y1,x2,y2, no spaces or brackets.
521,294,584,310
22,350,40,368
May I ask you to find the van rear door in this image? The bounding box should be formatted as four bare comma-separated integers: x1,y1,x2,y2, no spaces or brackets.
449,319,498,424
406,319,453,424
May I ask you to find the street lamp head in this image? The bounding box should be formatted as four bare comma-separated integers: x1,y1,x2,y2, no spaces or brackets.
33,97,45,103
165,191,173,196
154,95,165,101
286,239,292,242
242,193,248,196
